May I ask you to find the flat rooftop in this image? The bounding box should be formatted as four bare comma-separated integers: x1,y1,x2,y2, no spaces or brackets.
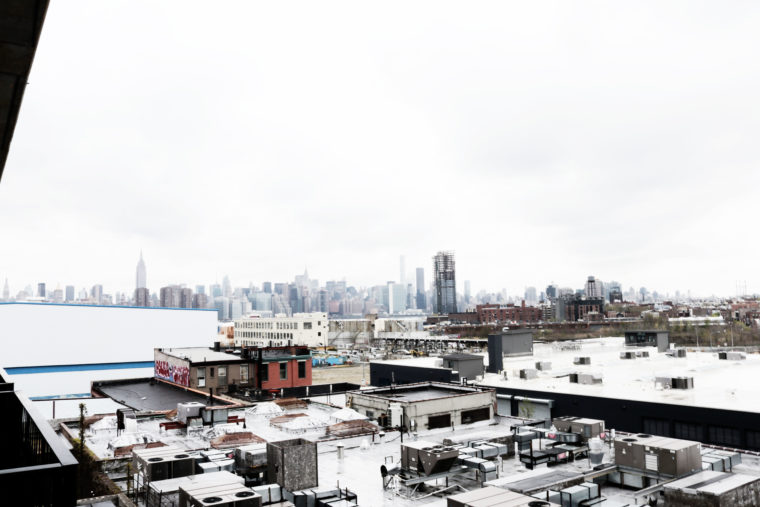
160,347,242,363
479,337,760,412
355,382,491,403
93,378,227,411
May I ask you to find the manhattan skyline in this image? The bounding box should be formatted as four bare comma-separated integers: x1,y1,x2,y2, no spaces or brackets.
2,1,760,296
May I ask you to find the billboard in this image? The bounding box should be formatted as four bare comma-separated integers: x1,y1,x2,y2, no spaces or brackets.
0,302,217,368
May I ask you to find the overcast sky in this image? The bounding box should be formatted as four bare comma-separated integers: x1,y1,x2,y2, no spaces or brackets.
2,1,760,298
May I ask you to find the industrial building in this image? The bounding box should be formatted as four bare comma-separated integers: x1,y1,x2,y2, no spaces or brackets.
479,336,760,450
155,344,312,394
346,382,496,430
234,312,328,348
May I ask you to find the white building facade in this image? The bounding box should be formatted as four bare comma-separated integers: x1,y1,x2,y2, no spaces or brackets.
234,312,328,348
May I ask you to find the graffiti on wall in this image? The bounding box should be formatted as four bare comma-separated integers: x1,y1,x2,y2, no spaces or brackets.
155,359,190,387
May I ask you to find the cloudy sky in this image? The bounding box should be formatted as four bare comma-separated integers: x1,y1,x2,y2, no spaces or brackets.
2,1,760,298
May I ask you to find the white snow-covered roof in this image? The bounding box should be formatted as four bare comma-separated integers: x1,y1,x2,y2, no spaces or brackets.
478,336,760,413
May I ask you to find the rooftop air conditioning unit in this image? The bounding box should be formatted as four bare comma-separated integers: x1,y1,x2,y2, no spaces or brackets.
671,377,694,389
726,352,746,361
568,373,579,383
620,351,636,360
133,445,196,482
180,482,262,507
519,369,538,380
535,361,552,371
177,402,205,424
635,351,649,358
573,357,591,365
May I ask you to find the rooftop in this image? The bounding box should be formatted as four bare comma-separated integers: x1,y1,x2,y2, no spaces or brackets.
160,347,242,364
93,378,228,411
478,337,760,413
354,382,491,403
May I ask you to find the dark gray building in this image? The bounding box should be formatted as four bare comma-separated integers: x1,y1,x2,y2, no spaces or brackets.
625,329,670,352
442,353,485,381
433,251,456,314
416,267,426,311
266,438,318,491
487,329,534,373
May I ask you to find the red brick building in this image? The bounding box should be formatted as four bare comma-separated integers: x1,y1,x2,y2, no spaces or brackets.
448,303,543,325
154,345,312,394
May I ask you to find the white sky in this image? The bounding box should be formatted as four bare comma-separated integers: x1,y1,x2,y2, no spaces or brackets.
1,1,760,297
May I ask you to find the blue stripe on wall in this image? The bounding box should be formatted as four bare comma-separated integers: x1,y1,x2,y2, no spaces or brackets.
5,361,155,375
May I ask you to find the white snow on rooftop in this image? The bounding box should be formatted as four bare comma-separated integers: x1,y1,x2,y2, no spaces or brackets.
478,337,760,413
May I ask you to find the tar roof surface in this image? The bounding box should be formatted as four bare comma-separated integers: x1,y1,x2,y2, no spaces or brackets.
95,379,226,411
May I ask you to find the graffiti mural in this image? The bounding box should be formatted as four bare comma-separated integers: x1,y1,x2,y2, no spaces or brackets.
155,359,190,387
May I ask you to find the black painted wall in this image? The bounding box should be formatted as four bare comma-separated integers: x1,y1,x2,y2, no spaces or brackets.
494,385,760,451
370,362,453,386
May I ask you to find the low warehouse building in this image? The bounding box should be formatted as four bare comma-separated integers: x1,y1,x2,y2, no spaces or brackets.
346,382,496,430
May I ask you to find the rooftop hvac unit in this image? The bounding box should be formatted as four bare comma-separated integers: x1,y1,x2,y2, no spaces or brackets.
177,402,205,424
535,361,552,371
578,373,602,385
568,373,579,383
671,377,694,389
519,368,538,380
573,357,591,365
620,351,636,360
133,445,196,482
635,351,649,358
726,352,746,360
718,352,728,360
179,482,262,507
401,441,459,475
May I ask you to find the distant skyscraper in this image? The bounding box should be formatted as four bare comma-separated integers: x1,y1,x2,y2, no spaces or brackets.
464,280,471,304
180,288,193,308
415,267,426,311
525,287,538,306
433,251,457,314
160,286,181,308
2,278,9,301
585,276,602,299
387,281,406,314
262,282,272,294
136,251,147,289
37,282,46,298
91,284,103,303
65,285,75,302
222,276,232,298
195,285,205,295
134,287,150,307
192,293,208,309
546,284,558,299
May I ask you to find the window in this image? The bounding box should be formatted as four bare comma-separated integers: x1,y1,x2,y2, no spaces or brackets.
746,430,760,451
674,421,702,441
461,407,490,424
642,418,671,437
709,426,741,447
280,362,288,380
261,364,269,382
210,367,215,378
303,322,312,330
428,413,451,429
298,361,306,378
318,331,322,337
218,366,227,386
197,367,206,388
240,364,249,383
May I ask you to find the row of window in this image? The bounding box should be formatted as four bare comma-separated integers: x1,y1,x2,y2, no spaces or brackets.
196,362,306,387
643,418,759,449
236,331,295,340
236,320,322,330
